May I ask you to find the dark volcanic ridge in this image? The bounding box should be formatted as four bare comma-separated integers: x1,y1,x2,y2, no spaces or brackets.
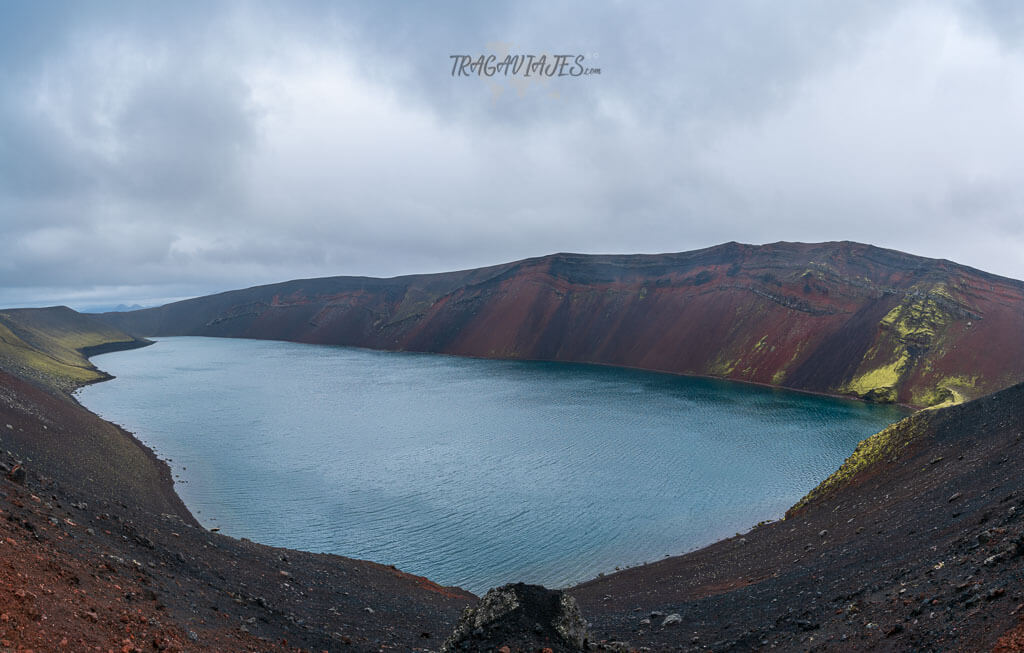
99,241,1024,408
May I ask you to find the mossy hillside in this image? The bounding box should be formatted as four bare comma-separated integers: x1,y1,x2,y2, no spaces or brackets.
841,350,908,403
0,322,103,385
878,289,953,348
788,412,929,515
728,333,787,382
768,338,807,387
707,329,799,386
914,375,979,410
0,307,143,392
839,284,972,405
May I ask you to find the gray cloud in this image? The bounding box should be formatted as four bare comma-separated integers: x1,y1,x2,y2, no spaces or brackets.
1,1,1023,310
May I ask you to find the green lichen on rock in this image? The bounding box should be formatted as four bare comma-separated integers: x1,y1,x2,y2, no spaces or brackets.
707,355,738,377
841,351,908,403
788,414,926,515
879,292,951,348
915,375,978,409
767,340,806,388
840,283,977,406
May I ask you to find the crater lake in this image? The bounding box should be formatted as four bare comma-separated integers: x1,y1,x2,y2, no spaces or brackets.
76,336,905,594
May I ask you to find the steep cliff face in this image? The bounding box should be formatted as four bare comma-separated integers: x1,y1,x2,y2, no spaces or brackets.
99,241,1024,407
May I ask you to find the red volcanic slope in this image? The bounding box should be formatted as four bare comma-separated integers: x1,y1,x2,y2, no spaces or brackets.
100,241,1024,407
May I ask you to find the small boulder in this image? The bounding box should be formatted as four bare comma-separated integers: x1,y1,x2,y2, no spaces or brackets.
441,583,589,652
7,464,26,485
662,613,683,627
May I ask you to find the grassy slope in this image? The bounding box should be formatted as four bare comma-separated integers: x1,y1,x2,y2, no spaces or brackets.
0,306,147,392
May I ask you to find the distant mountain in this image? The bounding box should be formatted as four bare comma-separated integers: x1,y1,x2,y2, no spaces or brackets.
81,303,147,314
97,241,1024,407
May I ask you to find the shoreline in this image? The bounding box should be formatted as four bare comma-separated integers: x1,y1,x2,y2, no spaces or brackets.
3,309,1022,648
78,334,909,594
126,332,927,411
72,338,199,528
0,327,476,650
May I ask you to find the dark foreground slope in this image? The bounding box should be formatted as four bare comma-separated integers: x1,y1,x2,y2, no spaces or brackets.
571,383,1024,651
0,307,182,516
100,241,1024,407
0,308,473,651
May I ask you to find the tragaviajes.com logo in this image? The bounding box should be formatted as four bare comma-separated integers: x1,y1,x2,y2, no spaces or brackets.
450,43,600,103
449,52,600,78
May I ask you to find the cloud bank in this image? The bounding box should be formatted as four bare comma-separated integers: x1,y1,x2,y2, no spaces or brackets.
2,1,1023,309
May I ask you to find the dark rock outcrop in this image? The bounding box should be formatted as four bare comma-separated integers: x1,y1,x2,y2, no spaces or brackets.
442,583,589,652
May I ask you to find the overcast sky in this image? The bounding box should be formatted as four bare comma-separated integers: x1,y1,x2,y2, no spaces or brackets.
2,1,1024,310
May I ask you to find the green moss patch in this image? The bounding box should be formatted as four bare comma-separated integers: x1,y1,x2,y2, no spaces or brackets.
915,375,978,409
0,307,143,392
839,283,978,406
707,355,738,376
879,284,960,349
789,413,927,514
842,353,908,402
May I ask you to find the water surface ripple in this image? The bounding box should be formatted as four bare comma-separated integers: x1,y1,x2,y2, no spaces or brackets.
77,337,904,594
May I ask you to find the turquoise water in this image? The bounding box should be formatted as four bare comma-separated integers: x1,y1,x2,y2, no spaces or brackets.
76,337,904,595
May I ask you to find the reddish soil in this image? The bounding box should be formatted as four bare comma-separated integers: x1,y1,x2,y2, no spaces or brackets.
99,241,1024,407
